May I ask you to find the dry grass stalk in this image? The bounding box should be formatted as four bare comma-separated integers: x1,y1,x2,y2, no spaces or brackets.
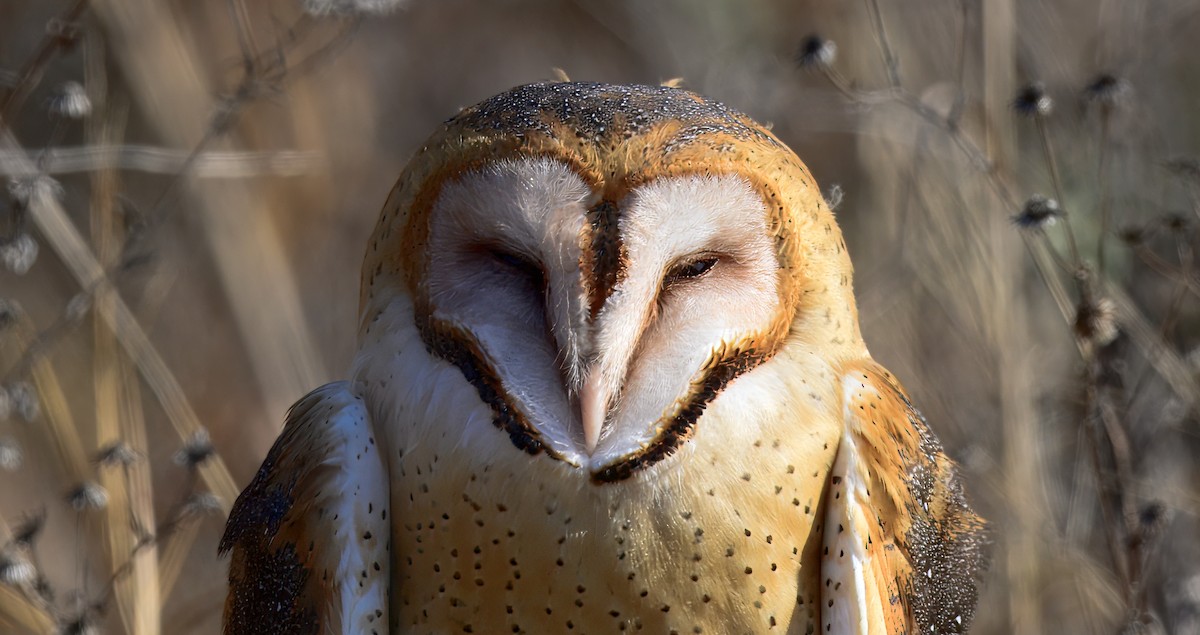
805,0,1200,630
0,146,325,178
90,0,329,421
8,308,89,485
0,588,54,635
0,516,54,634
1,129,239,512
155,516,201,603
86,35,162,635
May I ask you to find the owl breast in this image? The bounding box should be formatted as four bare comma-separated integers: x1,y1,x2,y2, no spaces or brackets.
375,340,842,634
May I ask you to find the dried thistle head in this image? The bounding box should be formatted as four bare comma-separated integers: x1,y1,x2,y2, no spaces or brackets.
66,481,109,512
1136,501,1169,540
1074,295,1118,345
796,34,837,68
0,233,38,275
95,440,140,468
11,512,46,548
47,81,91,120
1084,73,1132,108
173,427,215,468
0,298,17,331
0,437,22,471
65,293,92,323
46,17,82,51
6,175,62,210
5,178,32,210
181,492,224,519
1163,213,1189,233
1013,194,1061,229
58,613,99,635
1013,82,1053,117
3,381,39,422
1118,225,1145,246
0,552,35,586
0,382,38,423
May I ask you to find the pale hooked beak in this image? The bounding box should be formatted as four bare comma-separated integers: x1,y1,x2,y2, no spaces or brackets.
580,368,608,455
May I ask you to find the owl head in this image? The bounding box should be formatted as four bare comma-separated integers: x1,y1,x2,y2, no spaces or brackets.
359,82,864,482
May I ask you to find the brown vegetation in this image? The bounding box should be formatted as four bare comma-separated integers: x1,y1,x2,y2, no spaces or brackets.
1,1,1198,633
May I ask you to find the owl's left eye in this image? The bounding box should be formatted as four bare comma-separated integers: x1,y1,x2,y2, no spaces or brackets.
663,255,719,287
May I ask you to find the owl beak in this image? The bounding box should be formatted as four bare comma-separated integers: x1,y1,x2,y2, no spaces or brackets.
580,368,608,455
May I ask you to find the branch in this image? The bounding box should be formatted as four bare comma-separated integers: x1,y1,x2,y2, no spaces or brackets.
0,145,325,177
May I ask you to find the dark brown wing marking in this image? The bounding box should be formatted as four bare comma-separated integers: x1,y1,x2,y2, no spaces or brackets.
822,361,987,634
220,382,390,635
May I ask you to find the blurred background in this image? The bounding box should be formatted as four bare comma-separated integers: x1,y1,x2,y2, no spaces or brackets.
1,0,1199,633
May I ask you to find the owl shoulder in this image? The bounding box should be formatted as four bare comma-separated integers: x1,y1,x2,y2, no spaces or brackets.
220,382,390,635
819,360,987,634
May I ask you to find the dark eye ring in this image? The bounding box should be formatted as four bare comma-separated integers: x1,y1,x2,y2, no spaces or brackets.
664,255,718,286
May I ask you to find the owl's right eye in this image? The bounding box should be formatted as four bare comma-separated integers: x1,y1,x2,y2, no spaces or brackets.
490,248,545,289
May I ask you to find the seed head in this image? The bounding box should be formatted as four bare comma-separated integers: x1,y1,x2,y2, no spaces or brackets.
7,175,63,213
1012,82,1053,117
1118,225,1145,246
0,553,35,586
1013,195,1061,229
4,382,39,422
95,441,140,468
0,438,22,471
66,481,109,511
174,428,215,468
46,18,82,52
1137,501,1168,539
796,34,837,68
65,293,91,322
1,233,38,275
1163,213,1189,233
58,614,99,635
11,512,45,547
47,81,91,120
0,298,17,331
6,178,32,209
181,492,224,519
1074,296,1118,345
1084,73,1132,107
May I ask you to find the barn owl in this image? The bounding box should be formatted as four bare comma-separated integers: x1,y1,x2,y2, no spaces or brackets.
220,82,985,634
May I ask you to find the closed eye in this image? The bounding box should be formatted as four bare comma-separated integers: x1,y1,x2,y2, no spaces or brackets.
489,247,546,289
663,254,719,288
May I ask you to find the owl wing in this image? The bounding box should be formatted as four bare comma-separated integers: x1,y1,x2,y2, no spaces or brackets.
821,361,986,634
219,382,390,635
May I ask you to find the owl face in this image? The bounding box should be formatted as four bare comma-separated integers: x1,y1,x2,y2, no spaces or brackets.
359,82,864,483
424,156,781,473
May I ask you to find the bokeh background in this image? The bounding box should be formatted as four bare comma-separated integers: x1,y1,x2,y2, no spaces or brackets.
2,0,1199,633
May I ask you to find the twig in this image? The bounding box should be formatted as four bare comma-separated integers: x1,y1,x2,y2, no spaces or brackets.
0,131,240,513
1097,107,1114,272
3,12,357,419
0,145,324,177
863,0,902,88
0,0,89,125
1034,116,1082,265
